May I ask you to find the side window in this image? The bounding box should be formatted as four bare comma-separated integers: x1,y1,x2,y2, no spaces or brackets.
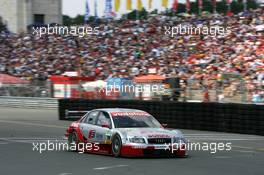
84,111,99,125
96,112,112,128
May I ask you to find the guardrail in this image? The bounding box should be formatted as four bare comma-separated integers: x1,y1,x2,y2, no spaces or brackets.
58,99,264,136
0,96,58,109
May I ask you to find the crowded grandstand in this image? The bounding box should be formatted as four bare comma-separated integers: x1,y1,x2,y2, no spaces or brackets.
0,3,263,103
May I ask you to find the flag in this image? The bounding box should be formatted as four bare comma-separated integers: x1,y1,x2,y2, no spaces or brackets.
172,0,178,12
148,0,153,9
186,0,190,12
126,0,132,10
115,0,121,12
137,0,143,10
162,0,168,8
94,0,98,17
104,0,114,18
198,0,203,9
84,0,90,22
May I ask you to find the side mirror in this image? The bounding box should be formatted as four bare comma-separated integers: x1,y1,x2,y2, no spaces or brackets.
101,124,110,129
162,124,168,128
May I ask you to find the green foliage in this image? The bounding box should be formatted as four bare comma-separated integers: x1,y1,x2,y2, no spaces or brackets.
63,15,72,26
63,14,99,26
0,17,5,32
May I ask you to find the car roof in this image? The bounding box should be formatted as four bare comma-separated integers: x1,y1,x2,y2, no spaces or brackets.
96,108,147,113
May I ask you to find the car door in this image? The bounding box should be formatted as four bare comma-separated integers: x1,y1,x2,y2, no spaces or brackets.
94,111,112,144
79,110,99,143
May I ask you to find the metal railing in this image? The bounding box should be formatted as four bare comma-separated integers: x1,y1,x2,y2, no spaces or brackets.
0,96,58,109
0,78,263,104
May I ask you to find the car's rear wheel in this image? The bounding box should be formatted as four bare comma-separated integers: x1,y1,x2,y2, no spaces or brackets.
68,131,78,151
112,134,122,157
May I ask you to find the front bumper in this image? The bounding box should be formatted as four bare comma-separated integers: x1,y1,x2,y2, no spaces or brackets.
120,144,186,157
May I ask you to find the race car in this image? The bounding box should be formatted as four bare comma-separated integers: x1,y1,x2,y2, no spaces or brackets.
65,108,187,157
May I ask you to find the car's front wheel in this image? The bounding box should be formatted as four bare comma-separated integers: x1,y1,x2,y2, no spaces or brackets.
68,131,78,151
112,134,122,157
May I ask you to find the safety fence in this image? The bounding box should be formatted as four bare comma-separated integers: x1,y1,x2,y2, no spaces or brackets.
0,80,52,97
0,76,263,103
58,99,264,136
0,80,264,103
0,96,58,109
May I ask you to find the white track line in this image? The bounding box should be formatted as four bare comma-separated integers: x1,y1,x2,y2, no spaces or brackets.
232,145,264,152
93,165,128,170
0,137,65,140
188,138,264,141
232,145,254,149
214,156,232,159
0,120,66,129
232,150,256,153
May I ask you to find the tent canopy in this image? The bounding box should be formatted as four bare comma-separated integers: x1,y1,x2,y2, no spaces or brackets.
134,75,165,83
82,80,106,91
0,74,29,85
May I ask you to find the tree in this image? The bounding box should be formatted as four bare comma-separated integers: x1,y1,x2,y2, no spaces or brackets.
63,15,100,26
0,16,5,32
63,15,72,26
125,8,148,20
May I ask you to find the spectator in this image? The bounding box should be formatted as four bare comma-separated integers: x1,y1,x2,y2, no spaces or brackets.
0,9,263,97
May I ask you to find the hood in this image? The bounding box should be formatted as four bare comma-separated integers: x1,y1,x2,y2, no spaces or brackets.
115,128,180,139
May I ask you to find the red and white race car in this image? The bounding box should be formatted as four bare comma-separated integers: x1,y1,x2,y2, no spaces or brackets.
65,108,187,157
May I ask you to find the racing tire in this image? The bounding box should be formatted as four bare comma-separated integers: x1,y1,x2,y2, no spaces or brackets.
112,134,122,157
68,131,78,152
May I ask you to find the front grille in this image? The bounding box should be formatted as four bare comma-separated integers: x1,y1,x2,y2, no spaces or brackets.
148,138,171,144
143,149,174,157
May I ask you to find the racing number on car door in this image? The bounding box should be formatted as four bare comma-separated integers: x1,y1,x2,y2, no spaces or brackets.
88,129,96,139
80,111,99,142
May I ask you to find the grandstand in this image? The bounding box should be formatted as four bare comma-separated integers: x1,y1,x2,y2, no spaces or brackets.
0,3,263,103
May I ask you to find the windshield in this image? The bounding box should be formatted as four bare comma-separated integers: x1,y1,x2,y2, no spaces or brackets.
112,115,162,128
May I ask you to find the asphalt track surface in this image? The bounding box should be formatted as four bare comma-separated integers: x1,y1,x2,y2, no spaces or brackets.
0,107,263,175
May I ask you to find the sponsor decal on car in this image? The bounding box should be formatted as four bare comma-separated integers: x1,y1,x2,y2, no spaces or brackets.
154,145,170,150
104,139,112,144
110,112,150,117
148,134,171,138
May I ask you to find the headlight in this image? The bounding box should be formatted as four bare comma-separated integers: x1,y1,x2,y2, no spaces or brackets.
129,137,145,143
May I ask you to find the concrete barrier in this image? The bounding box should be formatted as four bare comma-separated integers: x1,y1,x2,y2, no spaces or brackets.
58,99,264,136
